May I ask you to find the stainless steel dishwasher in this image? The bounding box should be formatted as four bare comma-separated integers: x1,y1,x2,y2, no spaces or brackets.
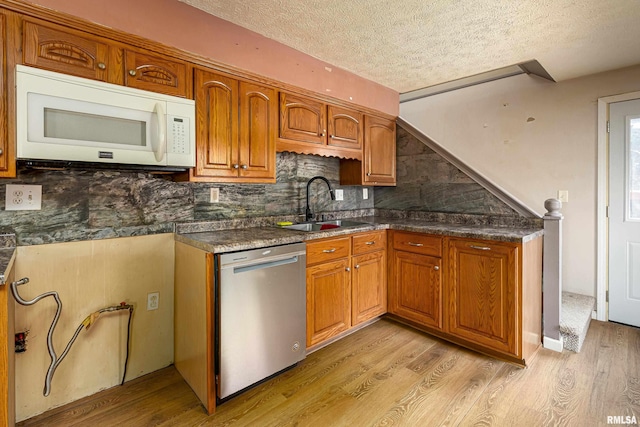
217,242,306,400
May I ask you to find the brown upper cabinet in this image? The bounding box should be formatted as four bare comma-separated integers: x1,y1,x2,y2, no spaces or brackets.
340,115,396,186
278,92,363,159
183,68,276,183
22,20,191,98
0,12,10,177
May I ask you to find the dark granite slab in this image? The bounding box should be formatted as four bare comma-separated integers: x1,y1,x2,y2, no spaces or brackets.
176,216,543,254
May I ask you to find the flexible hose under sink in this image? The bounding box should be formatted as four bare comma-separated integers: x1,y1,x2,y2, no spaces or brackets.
10,277,134,396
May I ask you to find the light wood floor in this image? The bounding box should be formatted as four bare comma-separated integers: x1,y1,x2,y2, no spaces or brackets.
18,318,640,426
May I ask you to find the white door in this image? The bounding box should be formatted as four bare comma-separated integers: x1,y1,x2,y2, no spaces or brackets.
609,98,640,327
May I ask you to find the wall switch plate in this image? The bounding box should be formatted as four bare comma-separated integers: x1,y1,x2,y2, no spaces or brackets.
334,189,344,201
558,190,569,203
147,292,159,311
363,188,369,200
5,184,42,210
209,188,220,203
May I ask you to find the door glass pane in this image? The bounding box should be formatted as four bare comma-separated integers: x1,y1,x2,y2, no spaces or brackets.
630,117,640,220
44,108,146,146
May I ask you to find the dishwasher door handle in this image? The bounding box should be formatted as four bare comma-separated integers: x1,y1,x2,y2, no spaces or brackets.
233,256,299,274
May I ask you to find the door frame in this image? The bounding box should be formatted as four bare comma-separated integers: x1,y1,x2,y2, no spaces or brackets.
596,90,640,321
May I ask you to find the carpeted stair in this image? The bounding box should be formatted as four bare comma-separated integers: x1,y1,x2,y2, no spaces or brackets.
560,291,596,352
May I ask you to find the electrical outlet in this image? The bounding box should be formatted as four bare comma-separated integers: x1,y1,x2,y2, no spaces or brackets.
147,292,159,311
363,188,369,200
334,189,344,201
209,188,220,203
5,184,42,210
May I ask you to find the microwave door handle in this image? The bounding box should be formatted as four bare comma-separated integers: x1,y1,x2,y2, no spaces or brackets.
153,102,167,162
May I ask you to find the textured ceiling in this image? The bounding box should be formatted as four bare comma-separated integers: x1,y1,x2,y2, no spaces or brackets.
179,0,640,93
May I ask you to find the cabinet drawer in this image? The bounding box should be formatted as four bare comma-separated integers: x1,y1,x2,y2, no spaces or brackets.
352,230,386,255
306,236,351,265
392,232,442,257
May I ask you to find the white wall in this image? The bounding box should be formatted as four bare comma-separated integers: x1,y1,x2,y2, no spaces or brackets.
400,65,640,297
13,234,175,421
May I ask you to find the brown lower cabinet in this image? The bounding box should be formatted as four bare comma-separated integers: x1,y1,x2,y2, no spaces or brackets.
306,230,387,348
388,230,542,366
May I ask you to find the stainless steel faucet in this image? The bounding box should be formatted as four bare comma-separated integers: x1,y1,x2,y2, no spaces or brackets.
305,176,335,221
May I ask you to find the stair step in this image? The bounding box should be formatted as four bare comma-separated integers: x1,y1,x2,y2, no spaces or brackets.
560,292,596,352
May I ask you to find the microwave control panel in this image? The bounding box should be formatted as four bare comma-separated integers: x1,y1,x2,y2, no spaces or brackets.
168,116,190,154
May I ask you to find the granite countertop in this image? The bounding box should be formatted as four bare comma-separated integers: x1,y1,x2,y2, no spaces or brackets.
0,233,17,285
175,216,543,254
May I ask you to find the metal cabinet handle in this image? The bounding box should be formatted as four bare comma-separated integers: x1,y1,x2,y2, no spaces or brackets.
128,69,137,76
434,266,440,271
355,264,360,269
345,267,351,272
366,172,371,176
241,165,248,170
97,62,106,70
408,242,424,247
329,134,334,139
0,148,3,155
469,245,491,251
322,248,336,253
233,164,239,169
365,241,375,245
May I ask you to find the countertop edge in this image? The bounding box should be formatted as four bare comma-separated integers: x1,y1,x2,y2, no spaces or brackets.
176,218,543,254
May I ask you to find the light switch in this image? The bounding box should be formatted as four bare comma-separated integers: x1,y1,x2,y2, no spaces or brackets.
209,188,219,203
557,190,569,203
363,188,369,200
334,189,344,201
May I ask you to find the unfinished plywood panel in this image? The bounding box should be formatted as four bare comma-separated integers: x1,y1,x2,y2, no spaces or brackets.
13,234,174,422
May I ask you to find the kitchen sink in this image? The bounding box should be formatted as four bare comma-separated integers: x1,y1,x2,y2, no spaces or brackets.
280,220,370,232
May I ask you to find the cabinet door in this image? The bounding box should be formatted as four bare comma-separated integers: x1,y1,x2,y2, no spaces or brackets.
279,93,326,145
389,250,442,329
352,250,386,325
193,69,239,178
364,115,396,185
22,20,110,81
124,49,189,98
327,105,362,150
448,239,518,355
238,81,276,180
306,258,351,347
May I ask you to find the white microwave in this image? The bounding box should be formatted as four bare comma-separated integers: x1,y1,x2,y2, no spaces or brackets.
16,65,195,170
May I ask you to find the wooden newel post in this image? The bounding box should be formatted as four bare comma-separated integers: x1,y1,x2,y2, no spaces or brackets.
543,198,563,352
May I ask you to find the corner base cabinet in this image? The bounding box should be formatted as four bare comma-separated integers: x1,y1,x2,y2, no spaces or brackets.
388,231,542,366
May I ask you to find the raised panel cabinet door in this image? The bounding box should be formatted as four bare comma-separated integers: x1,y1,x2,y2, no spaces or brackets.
364,115,396,185
194,69,239,178
352,250,386,326
22,20,110,81
389,250,442,329
448,239,518,355
279,93,326,145
306,258,351,347
327,105,363,150
124,49,189,98
238,81,276,180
